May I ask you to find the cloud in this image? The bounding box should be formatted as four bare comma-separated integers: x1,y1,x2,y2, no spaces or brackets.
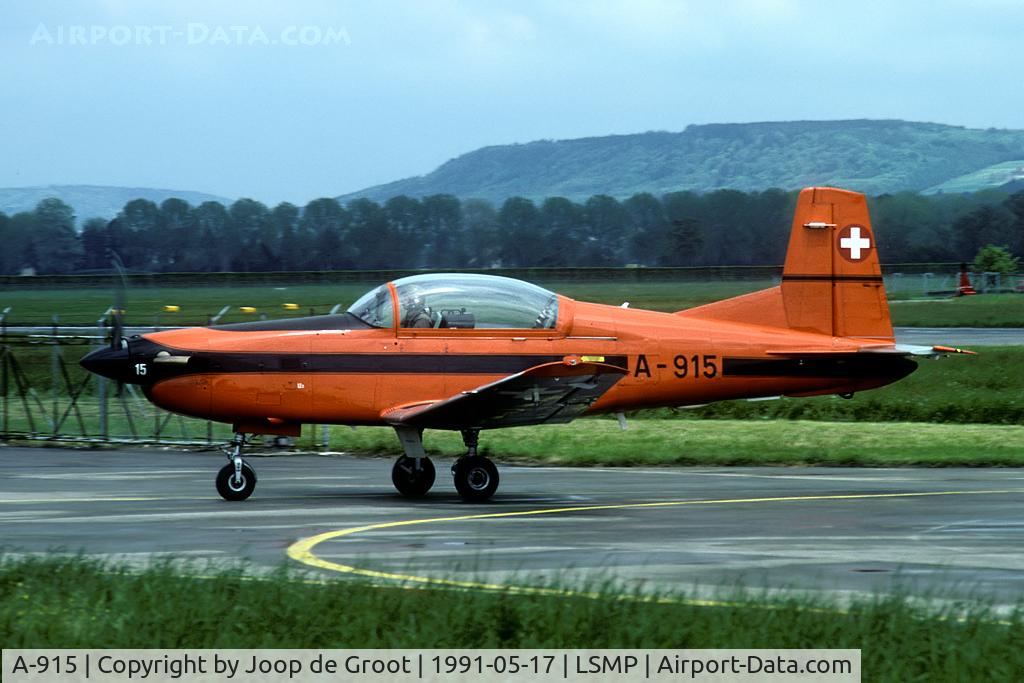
3,0,1024,202
462,11,536,54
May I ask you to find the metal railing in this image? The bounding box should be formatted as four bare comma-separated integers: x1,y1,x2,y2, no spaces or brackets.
0,321,219,445
0,316,335,447
885,271,1013,296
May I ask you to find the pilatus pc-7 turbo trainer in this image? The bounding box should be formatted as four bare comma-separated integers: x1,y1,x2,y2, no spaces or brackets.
81,187,970,502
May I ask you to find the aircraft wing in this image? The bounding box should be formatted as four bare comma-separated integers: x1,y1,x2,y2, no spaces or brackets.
381,360,628,430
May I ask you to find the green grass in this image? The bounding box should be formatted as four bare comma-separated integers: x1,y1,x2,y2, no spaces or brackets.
6,415,1022,466
924,159,1024,194
318,420,1024,467
538,279,774,312
684,346,1024,424
2,279,1022,326
0,280,773,326
0,556,1020,680
889,295,1024,327
0,284,371,326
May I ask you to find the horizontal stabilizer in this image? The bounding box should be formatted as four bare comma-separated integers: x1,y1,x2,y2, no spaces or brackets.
767,344,976,358
886,344,976,357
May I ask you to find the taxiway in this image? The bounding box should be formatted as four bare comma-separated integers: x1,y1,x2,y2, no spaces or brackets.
2,447,1022,607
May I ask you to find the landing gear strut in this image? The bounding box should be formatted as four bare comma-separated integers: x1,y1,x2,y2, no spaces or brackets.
216,433,257,501
452,429,499,502
391,426,436,497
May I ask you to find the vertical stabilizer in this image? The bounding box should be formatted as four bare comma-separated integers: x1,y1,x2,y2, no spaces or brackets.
781,187,893,340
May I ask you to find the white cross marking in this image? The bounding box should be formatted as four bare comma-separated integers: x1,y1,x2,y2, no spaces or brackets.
840,227,871,260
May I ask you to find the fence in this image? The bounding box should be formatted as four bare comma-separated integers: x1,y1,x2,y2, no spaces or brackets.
0,324,212,445
885,271,1014,297
0,320,334,448
0,263,970,290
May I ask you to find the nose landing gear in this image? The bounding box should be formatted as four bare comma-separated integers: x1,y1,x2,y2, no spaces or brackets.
216,433,257,501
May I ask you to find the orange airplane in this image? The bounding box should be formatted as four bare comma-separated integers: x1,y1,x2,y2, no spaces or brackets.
80,187,970,502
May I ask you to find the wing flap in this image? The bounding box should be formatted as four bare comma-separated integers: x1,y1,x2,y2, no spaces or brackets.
382,361,627,430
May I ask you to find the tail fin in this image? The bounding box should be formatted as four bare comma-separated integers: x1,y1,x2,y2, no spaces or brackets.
781,187,892,340
678,186,893,341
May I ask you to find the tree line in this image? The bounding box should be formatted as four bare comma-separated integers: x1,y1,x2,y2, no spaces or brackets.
0,188,1021,275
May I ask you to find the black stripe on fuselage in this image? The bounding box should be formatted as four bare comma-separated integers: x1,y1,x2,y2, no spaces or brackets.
195,353,596,374
723,355,916,379
131,339,629,378
782,274,885,283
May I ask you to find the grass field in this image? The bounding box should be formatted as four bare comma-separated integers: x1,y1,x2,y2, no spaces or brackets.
2,280,1022,326
888,294,1024,327
6,417,1024,466
682,345,1024,424
1,557,1020,680
0,284,369,326
312,420,1024,467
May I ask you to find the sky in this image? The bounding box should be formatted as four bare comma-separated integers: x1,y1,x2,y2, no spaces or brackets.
3,0,1024,206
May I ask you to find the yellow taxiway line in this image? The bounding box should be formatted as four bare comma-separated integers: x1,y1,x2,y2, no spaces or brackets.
287,488,1023,603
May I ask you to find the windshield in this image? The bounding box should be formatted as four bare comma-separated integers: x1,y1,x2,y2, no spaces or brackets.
393,273,558,329
346,283,395,328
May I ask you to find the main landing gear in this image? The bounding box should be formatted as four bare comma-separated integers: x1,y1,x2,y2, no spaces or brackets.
391,426,499,502
452,429,499,502
216,433,257,501
391,426,437,497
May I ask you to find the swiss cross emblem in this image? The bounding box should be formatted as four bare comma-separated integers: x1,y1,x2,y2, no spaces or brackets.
837,225,872,262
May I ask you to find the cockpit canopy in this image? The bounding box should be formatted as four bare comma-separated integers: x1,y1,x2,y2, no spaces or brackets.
347,273,559,330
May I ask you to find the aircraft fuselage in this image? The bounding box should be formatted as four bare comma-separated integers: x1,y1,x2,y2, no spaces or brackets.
83,297,915,435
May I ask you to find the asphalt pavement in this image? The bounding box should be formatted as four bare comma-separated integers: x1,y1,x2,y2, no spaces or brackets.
1,447,1021,610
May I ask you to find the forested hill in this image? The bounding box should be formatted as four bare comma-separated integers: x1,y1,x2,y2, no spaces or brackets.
0,185,231,225
341,120,1024,202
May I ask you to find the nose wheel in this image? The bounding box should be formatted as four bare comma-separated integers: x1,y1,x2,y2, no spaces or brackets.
216,461,257,500
216,433,257,501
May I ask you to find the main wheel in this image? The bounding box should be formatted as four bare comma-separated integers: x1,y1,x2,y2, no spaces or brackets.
216,462,257,501
392,456,436,497
453,456,499,502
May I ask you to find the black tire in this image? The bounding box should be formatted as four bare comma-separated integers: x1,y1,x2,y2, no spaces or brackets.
392,456,436,497
453,456,499,502
216,462,257,501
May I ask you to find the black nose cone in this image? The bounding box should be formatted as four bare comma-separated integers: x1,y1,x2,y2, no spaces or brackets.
80,346,133,382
